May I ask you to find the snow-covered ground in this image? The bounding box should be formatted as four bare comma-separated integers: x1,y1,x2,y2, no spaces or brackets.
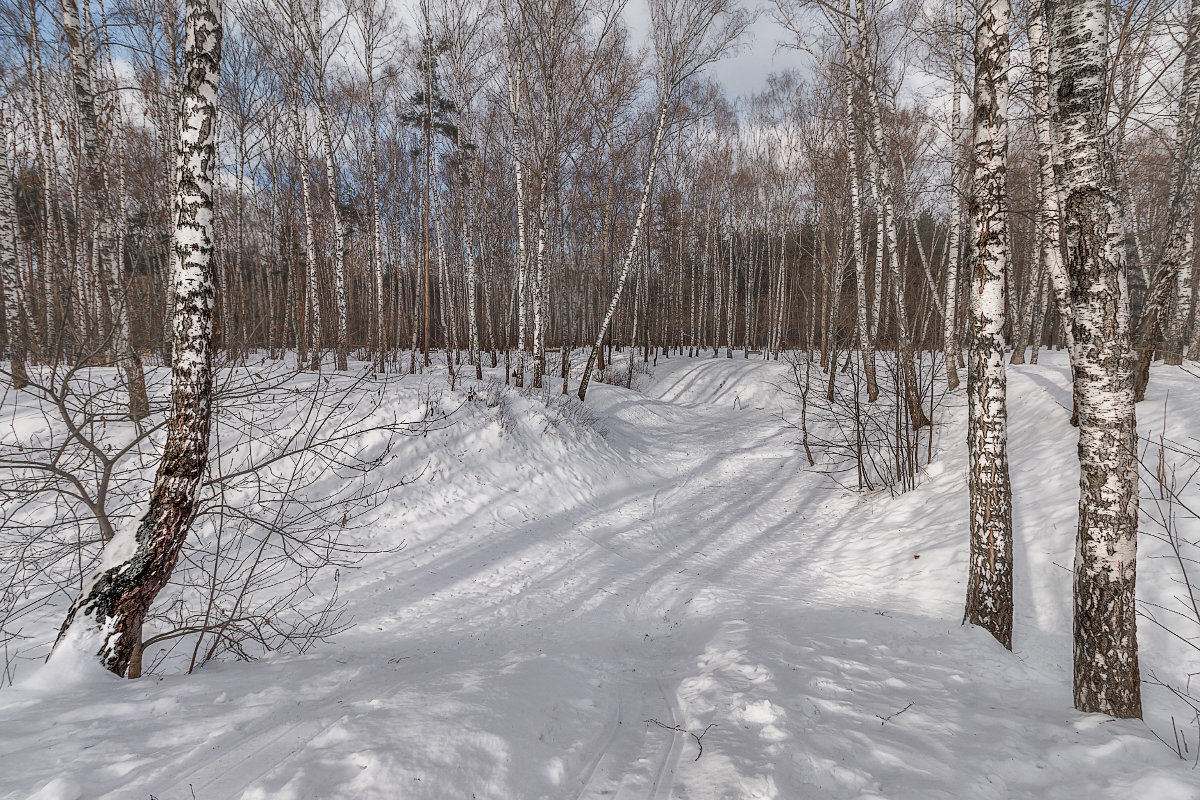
2,351,1198,799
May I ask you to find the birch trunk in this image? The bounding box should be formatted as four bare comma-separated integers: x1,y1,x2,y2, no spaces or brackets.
1140,0,1200,375
1,111,29,388
502,43,529,387
944,0,965,389
365,33,385,371
857,13,929,429
54,0,221,676
1029,0,1076,359
61,0,149,420
963,0,1014,650
1049,0,1142,718
313,95,348,371
840,10,879,399
578,103,667,401
726,201,735,359
291,94,321,370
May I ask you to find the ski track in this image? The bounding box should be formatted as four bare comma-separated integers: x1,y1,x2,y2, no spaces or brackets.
3,354,1199,800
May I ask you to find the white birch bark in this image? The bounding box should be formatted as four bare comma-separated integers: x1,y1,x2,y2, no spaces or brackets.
61,0,149,420
1029,0,1076,359
0,109,29,388
963,0,1013,649
290,92,321,370
1048,0,1142,718
313,94,348,371
840,4,879,400
578,103,667,399
944,0,965,390
502,39,529,387
55,0,221,676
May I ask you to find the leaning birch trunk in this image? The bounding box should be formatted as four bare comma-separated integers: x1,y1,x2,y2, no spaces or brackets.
53,0,221,677
1136,0,1200,379
0,111,29,389
944,0,965,389
61,0,149,420
578,103,667,401
1048,0,1142,718
963,0,1014,650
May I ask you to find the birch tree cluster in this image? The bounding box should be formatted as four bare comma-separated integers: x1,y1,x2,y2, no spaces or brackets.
0,0,1193,396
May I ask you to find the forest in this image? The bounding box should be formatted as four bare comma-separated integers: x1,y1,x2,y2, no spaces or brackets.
1,0,1200,795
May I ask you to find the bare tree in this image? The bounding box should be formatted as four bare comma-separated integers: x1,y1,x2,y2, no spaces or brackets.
578,0,751,400
53,0,223,676
0,107,29,390
60,0,150,421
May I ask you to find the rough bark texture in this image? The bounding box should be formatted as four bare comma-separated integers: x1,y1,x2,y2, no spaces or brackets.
54,0,221,677
964,0,1014,650
1048,0,1142,719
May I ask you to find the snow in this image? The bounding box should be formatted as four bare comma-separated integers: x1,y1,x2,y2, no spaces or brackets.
1,351,1198,799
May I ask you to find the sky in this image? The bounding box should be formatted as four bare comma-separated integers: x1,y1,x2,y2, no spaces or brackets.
707,10,814,98
618,0,814,101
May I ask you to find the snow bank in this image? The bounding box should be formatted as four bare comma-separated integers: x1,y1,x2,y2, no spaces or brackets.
0,352,1196,799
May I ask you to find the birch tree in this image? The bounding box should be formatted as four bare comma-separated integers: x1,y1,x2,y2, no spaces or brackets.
943,0,965,389
60,0,150,420
54,0,222,677
294,0,351,371
1048,0,1142,718
578,0,750,400
0,108,29,389
1133,0,1200,387
1028,0,1075,359
963,0,1013,650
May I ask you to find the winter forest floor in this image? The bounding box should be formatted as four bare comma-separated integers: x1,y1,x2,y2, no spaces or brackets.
2,351,1199,799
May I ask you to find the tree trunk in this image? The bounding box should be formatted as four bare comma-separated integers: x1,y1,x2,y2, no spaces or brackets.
1134,0,1200,384
54,0,221,677
579,103,667,401
964,0,1014,650
944,0,966,389
1,111,29,389
61,0,149,420
1048,0,1142,719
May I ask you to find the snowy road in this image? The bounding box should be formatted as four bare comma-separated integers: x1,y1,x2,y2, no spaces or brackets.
2,355,1197,799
